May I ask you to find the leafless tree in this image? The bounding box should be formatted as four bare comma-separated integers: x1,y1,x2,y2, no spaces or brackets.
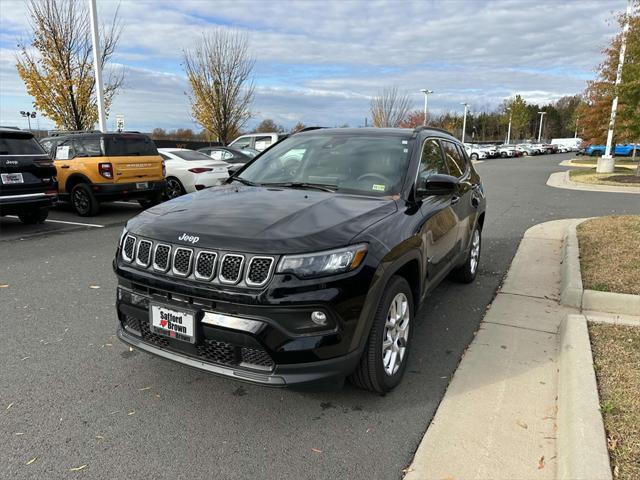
184,29,255,144
16,0,124,130
369,86,412,128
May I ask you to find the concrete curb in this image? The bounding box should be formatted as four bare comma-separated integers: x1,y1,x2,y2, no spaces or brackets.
546,171,640,194
557,314,612,480
558,159,637,169
560,220,640,316
559,219,586,308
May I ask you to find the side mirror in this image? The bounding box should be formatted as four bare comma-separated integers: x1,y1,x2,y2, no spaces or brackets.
417,174,459,197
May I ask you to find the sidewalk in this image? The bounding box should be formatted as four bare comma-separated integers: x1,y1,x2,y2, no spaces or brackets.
405,220,578,480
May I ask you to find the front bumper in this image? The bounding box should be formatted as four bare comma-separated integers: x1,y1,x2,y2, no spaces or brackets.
114,258,376,386
117,326,362,386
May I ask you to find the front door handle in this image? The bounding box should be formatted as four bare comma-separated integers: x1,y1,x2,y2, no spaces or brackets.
60,165,70,169
451,196,460,205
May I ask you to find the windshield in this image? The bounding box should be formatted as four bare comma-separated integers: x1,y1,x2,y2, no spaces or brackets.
104,135,158,156
172,150,215,161
238,133,411,196
0,133,46,155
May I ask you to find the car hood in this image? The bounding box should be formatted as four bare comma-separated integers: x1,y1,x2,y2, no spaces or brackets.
127,184,397,254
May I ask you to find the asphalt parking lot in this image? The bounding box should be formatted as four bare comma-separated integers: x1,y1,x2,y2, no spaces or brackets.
2,153,638,480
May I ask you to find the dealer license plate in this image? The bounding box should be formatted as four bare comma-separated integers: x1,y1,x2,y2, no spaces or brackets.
1,173,24,184
136,182,148,190
150,304,195,343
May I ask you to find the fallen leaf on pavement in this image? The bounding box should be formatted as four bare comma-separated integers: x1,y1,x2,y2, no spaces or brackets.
14,432,24,436
89,285,100,289
138,387,151,391
26,457,37,465
538,456,545,469
516,420,528,429
0,284,9,288
96,435,104,440
21,356,30,361
311,448,322,453
607,436,618,451
128,411,135,416
6,402,14,410
69,465,87,472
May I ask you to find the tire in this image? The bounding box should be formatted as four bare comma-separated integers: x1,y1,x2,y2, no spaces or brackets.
523,151,529,156
138,192,163,209
590,150,598,157
470,153,478,161
350,276,414,394
71,183,100,217
18,208,49,224
164,177,185,200
451,226,481,283
500,152,507,158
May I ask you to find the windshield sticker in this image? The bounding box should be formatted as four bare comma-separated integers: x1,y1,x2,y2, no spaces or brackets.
403,148,408,153
401,140,408,145
372,184,386,192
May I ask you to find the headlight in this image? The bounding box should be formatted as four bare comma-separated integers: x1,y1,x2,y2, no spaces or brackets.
277,244,368,279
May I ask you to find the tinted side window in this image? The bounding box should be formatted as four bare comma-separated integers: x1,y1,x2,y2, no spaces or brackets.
418,139,448,181
442,141,467,178
74,138,102,157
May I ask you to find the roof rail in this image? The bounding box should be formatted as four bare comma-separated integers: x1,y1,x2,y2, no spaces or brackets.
0,126,21,130
48,129,102,137
412,126,456,137
294,126,326,134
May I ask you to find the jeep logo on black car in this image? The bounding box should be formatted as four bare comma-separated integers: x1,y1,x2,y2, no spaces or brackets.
114,127,486,394
178,233,199,244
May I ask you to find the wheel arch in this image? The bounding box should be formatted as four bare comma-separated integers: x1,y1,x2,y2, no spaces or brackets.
65,173,92,193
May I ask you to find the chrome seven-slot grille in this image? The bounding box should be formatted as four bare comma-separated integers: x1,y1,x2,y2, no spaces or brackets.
121,234,274,287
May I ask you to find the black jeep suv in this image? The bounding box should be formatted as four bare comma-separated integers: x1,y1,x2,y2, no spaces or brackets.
0,128,58,224
114,127,486,393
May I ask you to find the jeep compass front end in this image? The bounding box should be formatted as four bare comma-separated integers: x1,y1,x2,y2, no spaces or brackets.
114,127,486,393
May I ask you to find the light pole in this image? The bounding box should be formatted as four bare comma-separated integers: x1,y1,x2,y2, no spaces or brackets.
599,0,632,173
89,0,107,132
460,102,469,143
420,89,433,126
574,116,580,139
505,108,512,144
20,111,36,130
537,111,546,143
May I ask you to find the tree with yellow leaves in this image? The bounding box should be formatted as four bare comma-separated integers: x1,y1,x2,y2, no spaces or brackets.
183,29,255,145
16,0,124,131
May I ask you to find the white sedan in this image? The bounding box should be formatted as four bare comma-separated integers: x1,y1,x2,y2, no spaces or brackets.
158,148,229,199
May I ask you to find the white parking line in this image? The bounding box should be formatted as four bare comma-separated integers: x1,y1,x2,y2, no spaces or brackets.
7,216,104,228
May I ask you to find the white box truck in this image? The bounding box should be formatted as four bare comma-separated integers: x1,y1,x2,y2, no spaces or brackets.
551,138,582,151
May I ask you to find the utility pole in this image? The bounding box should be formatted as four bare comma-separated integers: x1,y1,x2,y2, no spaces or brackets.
460,102,469,142
506,108,512,144
537,111,546,142
598,0,632,173
574,116,579,139
89,0,107,133
420,89,433,126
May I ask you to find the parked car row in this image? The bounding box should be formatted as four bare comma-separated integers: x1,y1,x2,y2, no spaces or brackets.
578,143,639,157
463,139,582,160
1,127,282,222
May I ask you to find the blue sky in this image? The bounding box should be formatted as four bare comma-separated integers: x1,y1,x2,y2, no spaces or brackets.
0,0,626,133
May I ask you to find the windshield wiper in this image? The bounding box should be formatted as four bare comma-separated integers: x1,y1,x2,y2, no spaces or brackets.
231,176,260,186
261,182,337,192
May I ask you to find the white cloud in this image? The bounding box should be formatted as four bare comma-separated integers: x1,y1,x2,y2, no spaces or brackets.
0,0,628,131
